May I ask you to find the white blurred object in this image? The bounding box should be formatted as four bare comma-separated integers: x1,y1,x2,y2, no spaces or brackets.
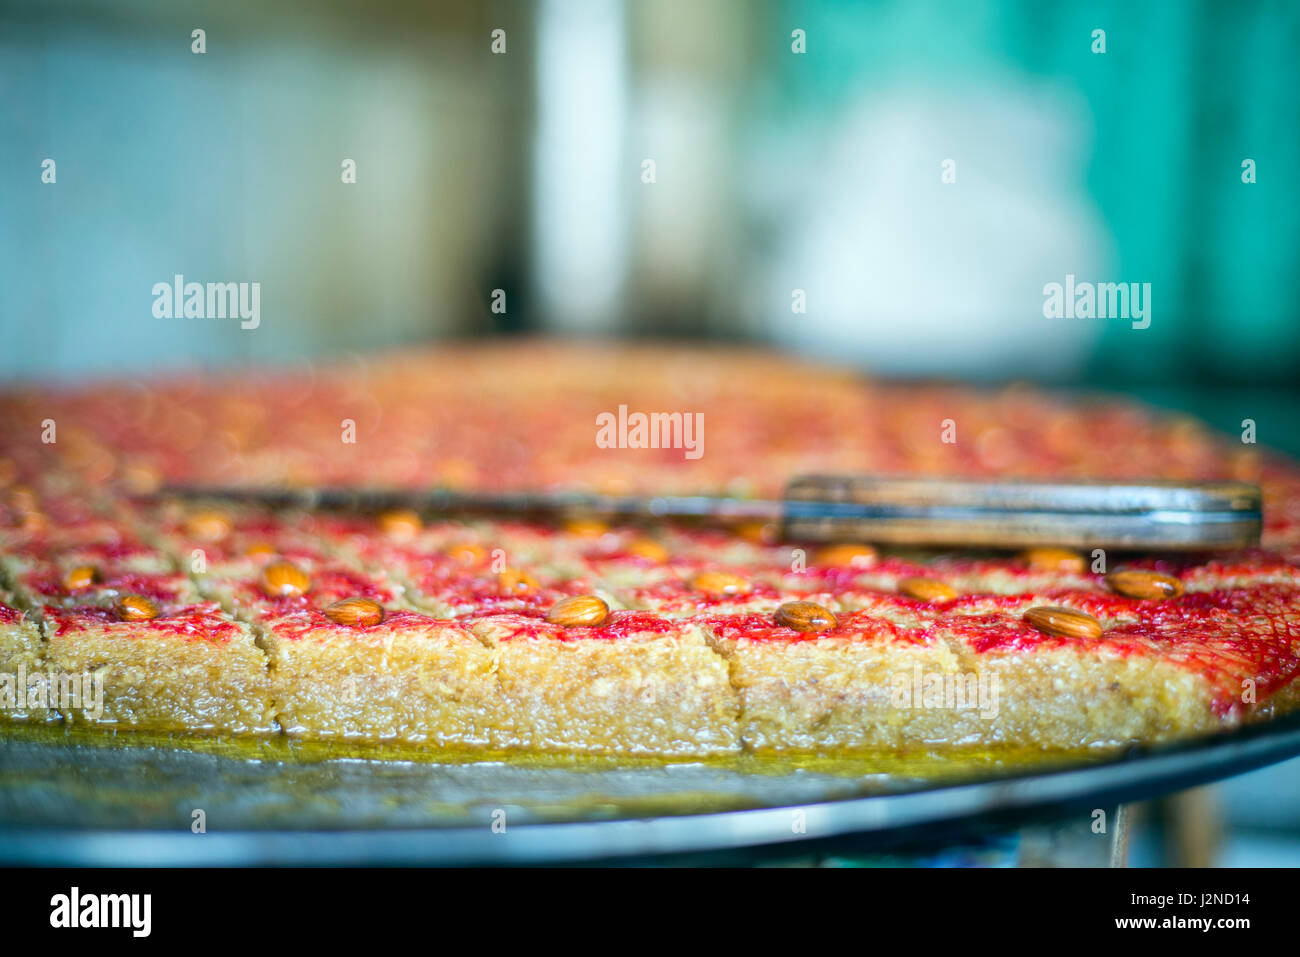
752,77,1114,379
532,0,629,331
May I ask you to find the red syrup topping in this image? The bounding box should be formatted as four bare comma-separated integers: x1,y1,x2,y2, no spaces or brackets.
184,542,296,565
442,591,561,615
935,584,1300,713
586,547,676,567
21,498,98,526
233,565,398,610
24,539,156,563
264,608,455,642
46,603,242,643
801,556,928,581
1190,550,1299,578
415,567,592,611
467,609,682,643
5,522,127,556
24,569,190,603
702,609,921,645
620,577,782,607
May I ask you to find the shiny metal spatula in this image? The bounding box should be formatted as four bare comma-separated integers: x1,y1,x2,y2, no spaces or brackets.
160,476,1263,550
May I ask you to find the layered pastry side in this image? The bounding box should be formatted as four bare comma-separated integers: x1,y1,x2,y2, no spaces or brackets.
467,610,741,755
0,598,46,722
1,345,1299,756
0,488,1298,755
40,601,273,734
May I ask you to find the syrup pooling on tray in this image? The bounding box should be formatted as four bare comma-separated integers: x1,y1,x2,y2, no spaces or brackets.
1,345,1299,753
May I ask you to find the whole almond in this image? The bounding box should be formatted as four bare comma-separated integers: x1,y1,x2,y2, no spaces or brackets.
1023,605,1103,640
378,509,422,538
18,512,47,535
626,538,670,563
62,565,100,590
690,571,752,596
9,486,39,513
564,518,609,538
324,597,385,627
498,568,539,595
115,593,160,622
1019,547,1086,574
120,461,163,495
446,542,486,566
185,511,232,542
244,542,277,559
733,521,778,545
812,543,877,569
1106,569,1184,601
898,577,957,602
262,560,311,598
774,600,838,632
546,594,609,627
19,511,48,533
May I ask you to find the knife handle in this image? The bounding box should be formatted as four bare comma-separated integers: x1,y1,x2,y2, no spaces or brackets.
780,475,1263,550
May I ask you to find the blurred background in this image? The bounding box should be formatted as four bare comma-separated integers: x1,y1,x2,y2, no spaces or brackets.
1,0,1299,866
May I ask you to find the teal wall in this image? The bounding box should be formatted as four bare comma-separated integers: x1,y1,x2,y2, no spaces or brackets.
768,0,1299,388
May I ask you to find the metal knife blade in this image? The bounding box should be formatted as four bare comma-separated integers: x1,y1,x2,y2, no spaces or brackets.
157,475,1263,550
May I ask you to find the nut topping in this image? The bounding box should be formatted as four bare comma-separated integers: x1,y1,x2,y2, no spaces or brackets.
120,461,163,495
1023,605,1103,640
1105,569,1184,601
734,521,777,545
377,509,422,538
185,511,232,542
1019,547,1086,574
546,594,609,627
564,518,609,538
446,542,486,566
497,568,539,595
262,560,311,598
19,511,47,533
898,577,957,602
812,544,877,569
62,565,100,590
690,571,751,596
9,486,39,513
774,600,838,632
626,538,670,563
115,594,160,622
324,597,385,627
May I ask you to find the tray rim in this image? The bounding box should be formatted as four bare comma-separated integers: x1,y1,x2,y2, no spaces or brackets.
4,711,1300,865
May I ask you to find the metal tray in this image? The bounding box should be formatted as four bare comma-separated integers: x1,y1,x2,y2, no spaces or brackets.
3,714,1300,865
